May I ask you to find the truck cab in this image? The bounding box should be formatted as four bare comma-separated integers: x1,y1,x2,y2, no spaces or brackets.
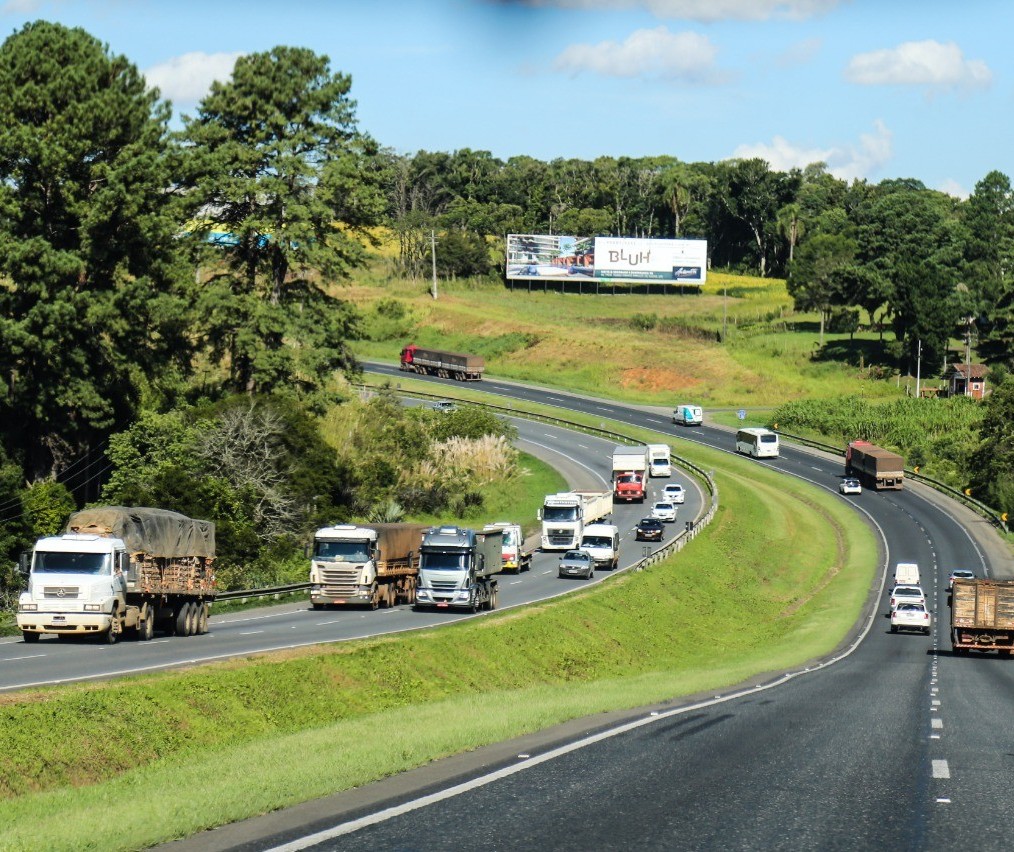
17,534,130,642
416,526,500,611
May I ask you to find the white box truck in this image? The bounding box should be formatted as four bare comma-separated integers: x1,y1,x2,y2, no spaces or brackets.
539,491,612,551
579,523,620,571
486,521,533,573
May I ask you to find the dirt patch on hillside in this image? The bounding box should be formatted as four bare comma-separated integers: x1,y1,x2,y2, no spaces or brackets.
619,367,702,393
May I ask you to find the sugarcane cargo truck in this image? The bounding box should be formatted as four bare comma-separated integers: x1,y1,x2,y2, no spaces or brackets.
399,344,484,381
487,521,533,573
539,490,612,551
310,523,427,609
612,445,649,502
845,441,905,490
950,579,1014,656
17,506,215,643
414,525,502,611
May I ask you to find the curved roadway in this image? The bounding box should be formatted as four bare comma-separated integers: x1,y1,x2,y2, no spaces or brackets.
157,364,1012,852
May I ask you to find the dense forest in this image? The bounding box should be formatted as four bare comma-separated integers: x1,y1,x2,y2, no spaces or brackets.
0,21,1012,608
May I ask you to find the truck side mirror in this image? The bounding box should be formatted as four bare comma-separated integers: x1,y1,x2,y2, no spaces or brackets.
18,550,31,575
537,509,543,521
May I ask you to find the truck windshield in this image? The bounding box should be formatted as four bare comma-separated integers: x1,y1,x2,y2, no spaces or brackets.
500,529,516,546
421,551,467,571
543,506,578,522
34,552,109,574
314,540,371,562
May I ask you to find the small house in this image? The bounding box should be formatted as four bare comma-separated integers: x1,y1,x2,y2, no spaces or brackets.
944,363,989,399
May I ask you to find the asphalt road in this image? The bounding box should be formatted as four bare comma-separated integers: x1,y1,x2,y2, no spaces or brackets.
155,365,1013,852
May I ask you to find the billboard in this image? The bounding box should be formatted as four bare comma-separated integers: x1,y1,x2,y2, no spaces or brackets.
506,234,707,285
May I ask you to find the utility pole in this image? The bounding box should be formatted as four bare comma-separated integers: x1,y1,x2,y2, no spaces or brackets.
430,230,438,300
915,338,922,398
722,283,727,342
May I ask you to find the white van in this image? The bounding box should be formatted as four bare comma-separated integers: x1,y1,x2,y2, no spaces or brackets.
673,404,703,426
580,523,620,571
893,562,920,587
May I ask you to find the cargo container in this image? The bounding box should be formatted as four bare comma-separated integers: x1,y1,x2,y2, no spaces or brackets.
950,579,1014,655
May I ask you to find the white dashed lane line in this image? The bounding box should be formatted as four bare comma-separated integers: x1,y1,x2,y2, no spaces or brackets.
932,760,951,779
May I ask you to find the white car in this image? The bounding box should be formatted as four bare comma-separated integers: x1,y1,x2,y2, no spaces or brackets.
430,400,457,413
891,602,931,635
889,585,926,611
662,483,685,504
651,501,677,522
948,569,975,590
839,477,862,495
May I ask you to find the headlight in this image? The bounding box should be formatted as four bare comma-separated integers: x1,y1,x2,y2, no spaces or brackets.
20,603,38,612
456,591,470,601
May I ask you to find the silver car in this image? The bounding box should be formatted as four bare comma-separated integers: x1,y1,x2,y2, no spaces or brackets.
558,549,594,580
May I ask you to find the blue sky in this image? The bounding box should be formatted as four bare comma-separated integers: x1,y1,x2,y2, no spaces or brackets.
2,0,1010,197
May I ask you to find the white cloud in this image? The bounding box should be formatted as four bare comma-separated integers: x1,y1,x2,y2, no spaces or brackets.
553,26,723,82
845,40,991,90
775,37,822,68
1,0,48,12
937,179,969,200
730,119,893,181
522,0,840,22
143,51,243,105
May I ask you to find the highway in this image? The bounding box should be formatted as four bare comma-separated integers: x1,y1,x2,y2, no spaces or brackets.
0,417,701,692
153,365,1013,852
10,365,1013,850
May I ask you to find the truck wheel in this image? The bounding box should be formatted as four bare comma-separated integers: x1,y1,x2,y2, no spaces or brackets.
198,603,209,634
175,604,191,637
22,631,39,643
369,585,379,611
138,613,154,641
101,622,118,645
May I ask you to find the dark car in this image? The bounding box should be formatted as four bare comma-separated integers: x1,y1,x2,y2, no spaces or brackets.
635,517,664,542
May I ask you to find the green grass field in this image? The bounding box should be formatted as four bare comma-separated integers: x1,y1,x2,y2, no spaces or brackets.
0,410,878,852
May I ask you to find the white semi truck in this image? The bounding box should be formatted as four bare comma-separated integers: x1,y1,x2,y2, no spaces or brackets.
414,525,502,611
309,523,427,609
17,506,216,643
539,491,612,551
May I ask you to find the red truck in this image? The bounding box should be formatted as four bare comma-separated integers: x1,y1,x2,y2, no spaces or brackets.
399,345,484,381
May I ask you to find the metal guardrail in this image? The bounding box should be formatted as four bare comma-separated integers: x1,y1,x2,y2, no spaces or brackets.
216,583,310,602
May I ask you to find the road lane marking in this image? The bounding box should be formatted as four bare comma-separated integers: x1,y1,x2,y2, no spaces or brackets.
239,631,264,636
5,653,46,661
931,718,943,729
932,760,950,779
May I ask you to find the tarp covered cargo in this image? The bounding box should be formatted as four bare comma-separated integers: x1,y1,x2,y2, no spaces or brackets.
65,506,216,559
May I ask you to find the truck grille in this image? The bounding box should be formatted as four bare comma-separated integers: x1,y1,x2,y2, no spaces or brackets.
318,565,359,596
43,586,80,599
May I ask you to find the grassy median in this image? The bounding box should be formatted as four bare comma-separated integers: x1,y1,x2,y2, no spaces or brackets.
0,424,877,852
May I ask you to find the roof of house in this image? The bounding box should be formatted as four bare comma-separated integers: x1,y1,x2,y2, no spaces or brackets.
946,363,988,380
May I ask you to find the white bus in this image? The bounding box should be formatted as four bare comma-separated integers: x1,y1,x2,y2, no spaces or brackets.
736,427,779,458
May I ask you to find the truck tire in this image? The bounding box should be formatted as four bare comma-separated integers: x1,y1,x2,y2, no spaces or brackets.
175,603,192,637
22,631,39,643
101,620,119,645
197,603,209,634
138,612,154,641
369,584,379,611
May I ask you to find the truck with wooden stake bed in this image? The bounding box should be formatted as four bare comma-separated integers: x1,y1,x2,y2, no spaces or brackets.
845,441,905,490
414,525,502,611
486,521,532,573
950,578,1014,656
309,523,427,609
612,445,650,502
17,506,215,643
399,344,484,381
539,490,612,551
